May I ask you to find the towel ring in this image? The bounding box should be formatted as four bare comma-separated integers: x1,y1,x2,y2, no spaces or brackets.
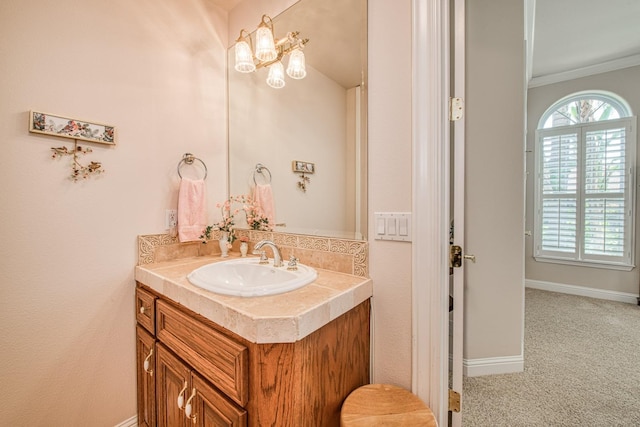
177,153,207,180
253,163,272,184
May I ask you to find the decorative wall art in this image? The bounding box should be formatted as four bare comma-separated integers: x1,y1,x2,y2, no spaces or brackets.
292,160,315,192
29,111,115,144
28,110,113,182
292,160,315,174
50,141,104,181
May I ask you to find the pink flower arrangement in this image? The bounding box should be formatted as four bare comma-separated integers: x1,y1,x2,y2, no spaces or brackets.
238,194,272,231
201,194,272,245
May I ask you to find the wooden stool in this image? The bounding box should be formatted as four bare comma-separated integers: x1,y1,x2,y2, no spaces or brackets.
340,384,438,426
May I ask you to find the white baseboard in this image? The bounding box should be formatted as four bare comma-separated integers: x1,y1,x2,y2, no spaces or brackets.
464,355,524,377
526,279,639,304
114,415,137,427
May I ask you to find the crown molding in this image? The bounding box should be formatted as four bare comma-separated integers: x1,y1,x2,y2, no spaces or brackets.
528,54,640,88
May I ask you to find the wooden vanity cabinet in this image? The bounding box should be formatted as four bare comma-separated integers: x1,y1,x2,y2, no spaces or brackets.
136,283,370,427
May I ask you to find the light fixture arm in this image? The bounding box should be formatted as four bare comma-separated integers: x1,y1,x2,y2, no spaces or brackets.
255,37,309,70
236,29,253,51
259,14,274,33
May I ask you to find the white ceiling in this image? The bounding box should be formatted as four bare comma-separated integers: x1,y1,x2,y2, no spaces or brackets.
211,0,241,11
530,0,640,85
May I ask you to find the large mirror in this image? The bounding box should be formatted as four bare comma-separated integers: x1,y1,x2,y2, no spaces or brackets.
228,0,367,239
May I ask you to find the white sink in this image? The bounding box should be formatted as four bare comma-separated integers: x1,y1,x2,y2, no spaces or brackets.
187,258,318,297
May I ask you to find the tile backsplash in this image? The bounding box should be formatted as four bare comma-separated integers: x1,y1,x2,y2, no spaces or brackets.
137,230,368,277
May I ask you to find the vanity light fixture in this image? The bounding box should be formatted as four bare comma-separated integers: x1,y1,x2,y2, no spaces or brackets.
234,15,309,89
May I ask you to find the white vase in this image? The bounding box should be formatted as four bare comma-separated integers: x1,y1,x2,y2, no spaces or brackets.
240,242,248,257
218,232,229,257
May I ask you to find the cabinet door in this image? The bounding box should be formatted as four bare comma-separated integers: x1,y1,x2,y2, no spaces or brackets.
136,325,156,427
157,344,190,427
191,373,247,427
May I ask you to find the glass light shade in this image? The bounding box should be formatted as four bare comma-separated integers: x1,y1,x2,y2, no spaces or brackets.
266,61,286,89
234,40,255,73
286,48,307,79
255,25,277,62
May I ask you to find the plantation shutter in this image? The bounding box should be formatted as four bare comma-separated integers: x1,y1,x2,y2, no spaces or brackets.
583,126,626,258
535,117,635,268
540,132,578,253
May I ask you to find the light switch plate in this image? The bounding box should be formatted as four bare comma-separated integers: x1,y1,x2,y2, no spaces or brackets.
373,212,412,242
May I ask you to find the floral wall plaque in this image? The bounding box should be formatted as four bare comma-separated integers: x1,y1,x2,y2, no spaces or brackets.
29,110,115,145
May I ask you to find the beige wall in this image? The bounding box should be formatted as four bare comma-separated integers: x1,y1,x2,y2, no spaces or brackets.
464,0,526,362
526,65,640,295
0,0,228,424
368,0,414,386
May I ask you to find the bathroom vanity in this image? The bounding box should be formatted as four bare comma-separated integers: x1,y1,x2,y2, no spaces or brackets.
134,242,372,427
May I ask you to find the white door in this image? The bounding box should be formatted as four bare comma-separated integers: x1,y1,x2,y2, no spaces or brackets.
411,1,465,425
450,0,466,425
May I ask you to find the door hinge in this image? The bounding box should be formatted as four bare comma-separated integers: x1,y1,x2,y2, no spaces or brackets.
449,97,464,121
449,389,461,412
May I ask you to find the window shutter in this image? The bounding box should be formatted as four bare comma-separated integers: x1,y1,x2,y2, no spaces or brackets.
583,127,626,257
539,133,578,253
535,118,635,269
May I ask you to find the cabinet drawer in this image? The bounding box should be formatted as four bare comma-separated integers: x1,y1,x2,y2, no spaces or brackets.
136,287,156,334
156,300,248,407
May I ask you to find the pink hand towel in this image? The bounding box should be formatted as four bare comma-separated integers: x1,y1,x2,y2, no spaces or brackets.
254,183,276,226
178,178,207,242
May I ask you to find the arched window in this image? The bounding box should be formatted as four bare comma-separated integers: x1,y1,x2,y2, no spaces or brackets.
539,91,632,128
534,91,636,269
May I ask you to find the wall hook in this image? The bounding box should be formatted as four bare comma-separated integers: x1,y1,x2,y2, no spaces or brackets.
297,173,310,192
51,140,104,181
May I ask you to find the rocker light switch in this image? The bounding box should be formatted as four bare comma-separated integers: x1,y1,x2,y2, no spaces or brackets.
374,212,412,242
398,218,409,236
387,218,397,235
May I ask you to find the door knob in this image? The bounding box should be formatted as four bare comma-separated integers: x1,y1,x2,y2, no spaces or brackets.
463,254,476,263
450,245,476,267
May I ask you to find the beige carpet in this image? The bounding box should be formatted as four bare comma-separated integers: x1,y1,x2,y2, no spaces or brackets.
462,288,640,426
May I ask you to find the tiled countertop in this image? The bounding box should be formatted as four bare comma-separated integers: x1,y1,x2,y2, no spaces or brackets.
135,254,372,344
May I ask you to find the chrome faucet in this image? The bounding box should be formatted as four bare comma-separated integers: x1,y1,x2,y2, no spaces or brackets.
252,240,284,267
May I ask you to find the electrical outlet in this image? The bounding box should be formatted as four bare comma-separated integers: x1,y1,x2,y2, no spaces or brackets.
165,209,177,229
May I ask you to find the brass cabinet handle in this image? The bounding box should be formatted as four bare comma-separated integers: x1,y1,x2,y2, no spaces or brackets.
139,305,146,314
185,388,197,424
463,254,476,263
143,347,154,376
177,381,188,410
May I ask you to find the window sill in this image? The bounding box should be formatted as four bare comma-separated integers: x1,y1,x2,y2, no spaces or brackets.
534,256,635,272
